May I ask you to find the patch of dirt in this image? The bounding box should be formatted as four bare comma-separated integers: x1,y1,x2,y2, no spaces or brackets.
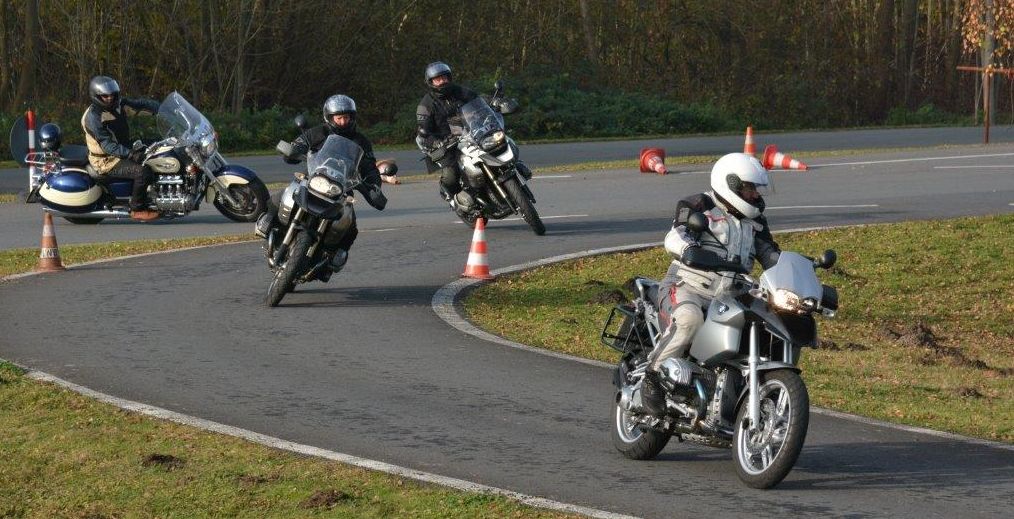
829,265,859,279
583,279,605,287
881,322,1011,377
300,489,355,509
236,473,278,486
956,387,984,399
141,453,184,471
817,339,839,350
588,289,626,304
558,317,578,325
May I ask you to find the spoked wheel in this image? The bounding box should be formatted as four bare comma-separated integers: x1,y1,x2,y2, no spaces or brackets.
214,178,269,222
265,232,311,307
610,398,671,460
502,177,545,235
733,370,809,489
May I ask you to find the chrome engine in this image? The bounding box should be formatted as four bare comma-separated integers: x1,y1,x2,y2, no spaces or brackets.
152,174,197,214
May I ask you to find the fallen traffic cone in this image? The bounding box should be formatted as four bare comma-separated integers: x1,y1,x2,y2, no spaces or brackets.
377,159,401,185
37,212,66,272
743,126,756,155
639,148,667,175
462,218,494,280
761,144,808,171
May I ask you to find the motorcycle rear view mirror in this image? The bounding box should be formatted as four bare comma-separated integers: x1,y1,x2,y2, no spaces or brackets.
294,114,308,131
815,249,837,269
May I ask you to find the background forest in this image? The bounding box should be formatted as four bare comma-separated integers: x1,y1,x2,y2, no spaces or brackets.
0,0,1009,153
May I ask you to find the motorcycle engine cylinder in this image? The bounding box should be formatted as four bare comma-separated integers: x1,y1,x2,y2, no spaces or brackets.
464,167,486,189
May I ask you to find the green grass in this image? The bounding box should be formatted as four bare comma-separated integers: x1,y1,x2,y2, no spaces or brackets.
0,235,257,278
465,214,1014,442
0,361,577,518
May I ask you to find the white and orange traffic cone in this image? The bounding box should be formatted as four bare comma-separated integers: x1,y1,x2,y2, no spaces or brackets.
639,148,667,175
462,218,494,280
37,212,65,272
743,126,756,155
761,145,808,171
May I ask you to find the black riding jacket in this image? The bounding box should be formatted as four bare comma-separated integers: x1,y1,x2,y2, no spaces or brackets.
288,124,386,209
415,84,479,149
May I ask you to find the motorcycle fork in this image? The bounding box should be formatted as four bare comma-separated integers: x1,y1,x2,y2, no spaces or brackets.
748,322,760,431
306,219,331,259
274,207,303,265
481,164,513,210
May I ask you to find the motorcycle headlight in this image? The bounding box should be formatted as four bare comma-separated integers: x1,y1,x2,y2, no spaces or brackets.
199,133,218,156
308,174,343,198
771,289,801,312
771,289,818,314
480,131,505,151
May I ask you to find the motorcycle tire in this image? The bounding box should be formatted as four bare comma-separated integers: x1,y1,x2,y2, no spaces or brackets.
214,177,270,222
732,369,809,489
265,232,312,307
502,177,545,236
610,399,671,460
64,217,104,225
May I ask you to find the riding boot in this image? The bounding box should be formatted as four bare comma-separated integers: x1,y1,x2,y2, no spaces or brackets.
641,370,667,416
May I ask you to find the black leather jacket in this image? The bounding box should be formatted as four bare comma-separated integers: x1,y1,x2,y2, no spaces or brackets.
288,124,386,210
415,84,478,149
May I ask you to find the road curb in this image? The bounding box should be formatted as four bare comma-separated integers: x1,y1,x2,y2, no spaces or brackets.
431,231,1014,453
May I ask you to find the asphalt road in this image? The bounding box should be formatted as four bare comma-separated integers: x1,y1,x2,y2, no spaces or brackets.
3,124,1014,193
1,143,1012,518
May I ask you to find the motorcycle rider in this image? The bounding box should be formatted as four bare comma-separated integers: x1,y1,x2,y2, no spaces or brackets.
416,61,530,216
641,152,781,416
255,94,388,275
80,75,161,221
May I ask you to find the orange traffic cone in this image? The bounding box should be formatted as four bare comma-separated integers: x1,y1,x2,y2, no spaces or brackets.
462,218,494,280
743,126,756,155
639,148,667,175
37,212,66,272
761,145,808,171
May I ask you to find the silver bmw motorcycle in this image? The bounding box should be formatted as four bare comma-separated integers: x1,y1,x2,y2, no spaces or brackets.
601,213,839,488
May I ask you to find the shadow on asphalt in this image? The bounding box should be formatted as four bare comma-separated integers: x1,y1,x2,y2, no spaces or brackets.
278,284,443,307
779,441,1014,490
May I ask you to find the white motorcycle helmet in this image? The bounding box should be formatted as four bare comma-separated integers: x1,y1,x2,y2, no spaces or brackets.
710,152,769,219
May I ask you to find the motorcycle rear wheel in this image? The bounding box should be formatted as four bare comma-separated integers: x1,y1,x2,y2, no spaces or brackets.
265,232,311,307
502,177,545,235
732,369,809,489
610,400,671,460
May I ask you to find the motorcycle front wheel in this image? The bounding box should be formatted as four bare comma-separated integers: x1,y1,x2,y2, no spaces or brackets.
732,369,809,489
265,232,312,307
610,399,671,460
502,177,545,235
214,178,270,222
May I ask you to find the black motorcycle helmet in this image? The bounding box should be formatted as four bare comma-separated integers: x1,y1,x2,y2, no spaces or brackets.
322,94,357,134
424,61,453,98
38,123,62,151
89,75,120,109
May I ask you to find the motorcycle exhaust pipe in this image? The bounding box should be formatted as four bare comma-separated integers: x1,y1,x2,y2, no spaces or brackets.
44,208,132,219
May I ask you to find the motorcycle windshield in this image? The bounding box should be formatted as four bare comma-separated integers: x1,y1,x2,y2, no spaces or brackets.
307,135,363,191
156,91,215,147
759,252,823,301
459,97,505,143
